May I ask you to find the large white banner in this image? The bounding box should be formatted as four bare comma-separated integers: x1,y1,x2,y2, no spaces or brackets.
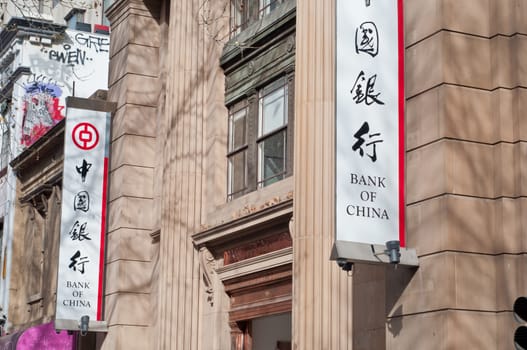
56,107,110,327
335,0,405,246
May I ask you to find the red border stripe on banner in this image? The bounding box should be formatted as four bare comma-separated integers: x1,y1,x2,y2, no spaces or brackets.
397,0,405,247
97,157,108,320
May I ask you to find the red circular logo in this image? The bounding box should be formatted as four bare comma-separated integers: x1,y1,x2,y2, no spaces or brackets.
72,122,99,150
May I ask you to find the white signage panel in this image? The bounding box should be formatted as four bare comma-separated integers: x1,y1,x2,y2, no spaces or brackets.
56,107,110,327
335,0,405,246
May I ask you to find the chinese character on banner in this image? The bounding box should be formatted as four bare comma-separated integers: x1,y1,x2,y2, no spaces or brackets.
355,22,378,57
73,191,90,212
68,250,90,274
68,220,92,241
352,121,383,162
350,71,384,106
75,159,92,183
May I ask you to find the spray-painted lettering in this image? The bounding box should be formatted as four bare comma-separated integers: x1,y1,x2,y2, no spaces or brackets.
74,33,109,53
48,44,90,66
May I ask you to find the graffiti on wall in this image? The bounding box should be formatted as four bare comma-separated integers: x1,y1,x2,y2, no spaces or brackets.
20,75,65,147
74,33,109,53
43,33,109,67
18,30,109,150
47,44,92,66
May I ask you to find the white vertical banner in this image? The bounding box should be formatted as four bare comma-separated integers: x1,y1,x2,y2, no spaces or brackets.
335,0,405,246
55,106,110,330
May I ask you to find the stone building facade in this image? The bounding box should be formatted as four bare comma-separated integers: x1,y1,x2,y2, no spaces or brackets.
73,0,527,348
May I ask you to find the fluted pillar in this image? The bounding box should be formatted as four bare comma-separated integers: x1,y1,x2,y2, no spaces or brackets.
157,0,227,349
293,0,353,349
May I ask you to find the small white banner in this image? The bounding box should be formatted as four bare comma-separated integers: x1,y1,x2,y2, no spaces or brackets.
56,106,110,327
335,0,405,246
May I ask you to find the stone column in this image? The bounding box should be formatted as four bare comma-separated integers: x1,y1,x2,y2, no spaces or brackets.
104,0,161,348
156,0,227,349
293,0,353,349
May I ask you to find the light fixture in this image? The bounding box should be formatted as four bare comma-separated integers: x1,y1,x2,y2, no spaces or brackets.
371,240,401,265
385,240,401,264
79,315,89,336
336,257,353,272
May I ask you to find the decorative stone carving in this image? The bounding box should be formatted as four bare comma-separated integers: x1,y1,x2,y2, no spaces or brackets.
199,247,216,306
223,232,292,265
247,61,255,76
286,35,295,53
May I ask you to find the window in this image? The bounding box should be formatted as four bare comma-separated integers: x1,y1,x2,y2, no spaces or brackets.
0,221,3,279
102,0,113,26
230,0,246,36
227,102,249,200
257,79,287,187
64,8,85,29
223,0,294,201
230,0,285,37
0,121,9,170
227,76,293,201
258,0,282,18
0,103,10,171
37,0,45,14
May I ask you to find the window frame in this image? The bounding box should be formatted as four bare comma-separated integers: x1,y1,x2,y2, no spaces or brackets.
64,8,86,30
258,0,283,19
0,121,9,171
227,100,250,201
229,0,285,37
226,74,294,201
256,77,288,188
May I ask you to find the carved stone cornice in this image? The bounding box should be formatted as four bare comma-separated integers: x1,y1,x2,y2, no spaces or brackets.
220,0,296,68
216,247,292,283
223,258,292,323
223,32,296,104
192,198,292,251
0,17,66,57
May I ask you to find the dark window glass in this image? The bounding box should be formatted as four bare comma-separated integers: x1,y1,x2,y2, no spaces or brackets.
227,103,248,200
228,151,247,200
259,130,285,187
